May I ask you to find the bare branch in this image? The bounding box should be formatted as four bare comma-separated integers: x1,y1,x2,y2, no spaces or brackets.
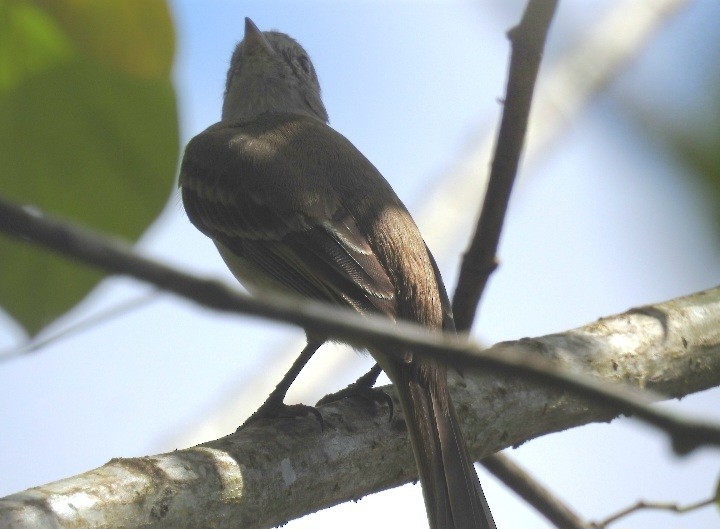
482,453,588,529
452,0,558,330
446,1,585,526
1,286,718,528
0,290,160,363
1,195,720,451
590,496,716,528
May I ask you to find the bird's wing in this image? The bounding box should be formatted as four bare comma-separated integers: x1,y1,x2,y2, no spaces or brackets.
179,116,396,318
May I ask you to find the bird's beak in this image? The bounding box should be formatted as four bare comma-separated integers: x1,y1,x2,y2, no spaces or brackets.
244,17,273,55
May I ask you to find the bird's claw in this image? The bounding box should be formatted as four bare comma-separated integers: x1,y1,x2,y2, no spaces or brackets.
317,384,394,421
239,400,324,430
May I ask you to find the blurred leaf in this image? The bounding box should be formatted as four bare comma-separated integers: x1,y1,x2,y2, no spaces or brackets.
0,1,72,90
0,0,178,336
32,0,174,79
620,58,720,234
663,107,720,223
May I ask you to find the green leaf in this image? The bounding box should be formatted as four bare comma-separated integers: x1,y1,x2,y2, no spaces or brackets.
0,0,178,336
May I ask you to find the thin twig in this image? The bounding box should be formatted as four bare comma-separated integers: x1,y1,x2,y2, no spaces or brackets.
1,194,720,453
590,496,716,528
0,290,160,363
452,0,558,331
482,453,588,529
448,1,588,527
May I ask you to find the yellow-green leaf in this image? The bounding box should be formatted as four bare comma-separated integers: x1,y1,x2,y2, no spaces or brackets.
0,0,178,336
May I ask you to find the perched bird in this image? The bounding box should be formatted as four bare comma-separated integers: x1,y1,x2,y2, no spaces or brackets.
179,18,496,529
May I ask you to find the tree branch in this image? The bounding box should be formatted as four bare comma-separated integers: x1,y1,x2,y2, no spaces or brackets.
1,285,718,528
1,194,720,451
452,0,558,330
481,453,587,529
445,1,583,526
590,496,716,528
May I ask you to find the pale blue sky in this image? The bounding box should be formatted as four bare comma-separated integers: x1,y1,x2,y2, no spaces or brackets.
2,2,719,528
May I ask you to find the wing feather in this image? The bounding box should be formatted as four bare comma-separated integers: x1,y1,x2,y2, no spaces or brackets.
179,116,397,319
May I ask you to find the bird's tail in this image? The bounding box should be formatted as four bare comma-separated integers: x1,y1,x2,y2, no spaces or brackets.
390,359,496,529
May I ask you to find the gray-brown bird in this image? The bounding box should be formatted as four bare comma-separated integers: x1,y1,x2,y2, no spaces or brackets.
179,18,496,529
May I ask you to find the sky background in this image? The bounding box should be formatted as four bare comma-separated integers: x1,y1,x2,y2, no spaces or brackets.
2,1,720,528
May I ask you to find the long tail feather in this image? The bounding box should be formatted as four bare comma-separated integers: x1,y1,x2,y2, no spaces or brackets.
390,359,496,529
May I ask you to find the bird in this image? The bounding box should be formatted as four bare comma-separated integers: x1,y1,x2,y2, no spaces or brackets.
179,17,496,529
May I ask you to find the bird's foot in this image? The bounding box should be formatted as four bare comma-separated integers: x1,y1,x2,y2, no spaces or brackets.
317,380,394,421
239,397,323,430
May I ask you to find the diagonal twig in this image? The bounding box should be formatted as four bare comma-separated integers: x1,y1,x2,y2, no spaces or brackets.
446,1,590,527
1,286,718,528
0,290,160,363
452,0,558,331
590,496,716,528
1,194,720,453
482,453,588,529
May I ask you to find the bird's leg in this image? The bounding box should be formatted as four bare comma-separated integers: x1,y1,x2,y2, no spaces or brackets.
349,363,383,389
240,338,325,428
316,363,394,420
